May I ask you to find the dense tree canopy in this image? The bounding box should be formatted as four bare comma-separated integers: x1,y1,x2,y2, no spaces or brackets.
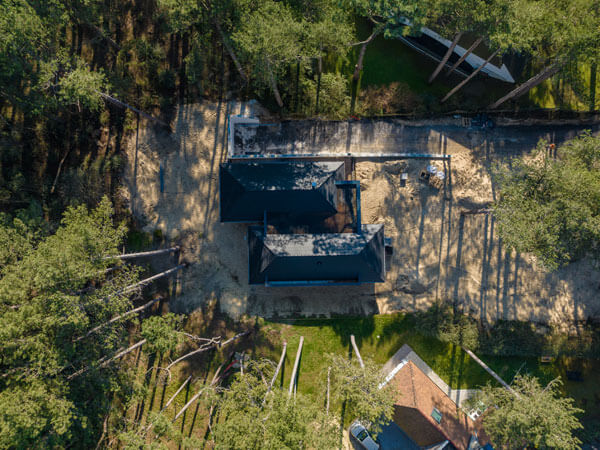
493,133,600,270
0,198,167,448
472,375,583,449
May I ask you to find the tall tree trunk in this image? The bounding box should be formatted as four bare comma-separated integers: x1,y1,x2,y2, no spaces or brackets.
442,48,501,103
267,61,284,108
213,20,247,83
316,54,322,114
428,32,463,84
446,37,483,77
488,63,562,109
352,25,384,81
589,63,597,111
295,61,301,112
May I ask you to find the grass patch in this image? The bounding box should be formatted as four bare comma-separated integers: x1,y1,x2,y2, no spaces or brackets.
260,314,493,398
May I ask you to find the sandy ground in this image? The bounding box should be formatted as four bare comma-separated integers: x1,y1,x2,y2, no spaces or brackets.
124,101,600,328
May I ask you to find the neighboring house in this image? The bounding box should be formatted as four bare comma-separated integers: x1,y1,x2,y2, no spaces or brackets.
379,344,488,450
219,159,389,286
247,224,385,285
219,161,344,222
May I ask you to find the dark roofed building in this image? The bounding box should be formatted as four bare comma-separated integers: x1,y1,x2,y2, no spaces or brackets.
248,224,385,285
220,161,344,222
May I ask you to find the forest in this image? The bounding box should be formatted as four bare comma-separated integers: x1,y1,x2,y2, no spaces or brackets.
1,0,600,448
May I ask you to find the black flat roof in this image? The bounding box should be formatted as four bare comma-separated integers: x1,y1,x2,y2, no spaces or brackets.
248,224,385,285
220,161,344,222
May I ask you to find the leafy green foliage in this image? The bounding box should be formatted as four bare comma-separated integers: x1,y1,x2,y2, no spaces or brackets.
141,313,182,355
232,1,303,88
0,198,142,447
301,72,350,118
472,375,583,449
415,302,479,349
212,359,338,449
493,133,600,270
327,355,394,436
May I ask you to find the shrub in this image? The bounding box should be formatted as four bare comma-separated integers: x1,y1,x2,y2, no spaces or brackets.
357,82,423,115
300,72,350,119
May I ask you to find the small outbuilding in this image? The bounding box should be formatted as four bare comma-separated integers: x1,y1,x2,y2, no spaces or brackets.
247,224,385,285
219,161,345,222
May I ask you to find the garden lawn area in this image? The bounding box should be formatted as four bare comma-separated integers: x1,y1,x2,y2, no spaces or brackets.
256,314,495,399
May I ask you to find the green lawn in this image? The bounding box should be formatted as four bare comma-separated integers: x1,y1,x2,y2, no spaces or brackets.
257,314,494,399
134,313,600,443
333,19,598,113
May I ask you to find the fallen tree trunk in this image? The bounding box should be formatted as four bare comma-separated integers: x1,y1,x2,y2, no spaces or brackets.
288,336,304,397
262,341,287,405
442,48,501,103
75,297,162,342
446,37,483,77
166,331,250,370
488,63,562,109
97,92,170,129
68,339,146,380
172,361,227,423
118,264,186,297
429,32,463,83
353,25,384,81
160,376,192,413
213,20,247,83
106,246,180,260
350,335,364,368
173,387,206,422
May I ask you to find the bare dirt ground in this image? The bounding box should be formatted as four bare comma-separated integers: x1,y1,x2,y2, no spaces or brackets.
124,101,600,328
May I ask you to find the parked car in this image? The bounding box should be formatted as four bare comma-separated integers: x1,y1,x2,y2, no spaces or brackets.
349,421,380,450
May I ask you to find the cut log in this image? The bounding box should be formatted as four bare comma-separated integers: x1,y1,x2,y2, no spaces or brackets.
262,341,287,405
288,336,304,397
488,64,562,109
442,48,501,103
106,246,180,260
68,339,146,380
166,331,250,370
75,297,162,342
446,37,483,77
97,92,170,129
429,32,463,84
350,335,364,368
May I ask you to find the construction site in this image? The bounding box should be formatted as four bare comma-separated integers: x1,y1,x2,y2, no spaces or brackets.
125,100,600,329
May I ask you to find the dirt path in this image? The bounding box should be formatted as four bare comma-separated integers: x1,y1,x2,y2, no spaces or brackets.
125,102,600,328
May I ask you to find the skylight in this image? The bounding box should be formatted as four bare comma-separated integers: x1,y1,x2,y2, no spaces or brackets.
431,407,442,424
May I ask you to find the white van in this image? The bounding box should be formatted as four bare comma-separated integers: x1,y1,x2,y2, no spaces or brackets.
349,421,380,450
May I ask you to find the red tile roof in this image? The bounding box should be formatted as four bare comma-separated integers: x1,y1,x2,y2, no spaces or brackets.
389,361,479,449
